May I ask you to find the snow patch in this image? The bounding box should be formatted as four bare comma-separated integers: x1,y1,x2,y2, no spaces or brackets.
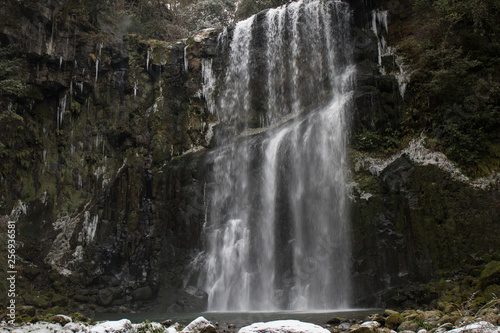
90,319,133,333
181,317,216,333
447,321,500,333
239,320,330,333
358,137,499,189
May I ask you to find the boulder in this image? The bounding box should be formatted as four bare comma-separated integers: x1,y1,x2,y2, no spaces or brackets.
385,313,404,329
361,321,381,328
485,284,500,302
398,320,419,332
181,317,217,333
481,261,500,290
238,320,330,333
447,321,500,333
168,286,208,313
51,314,72,326
131,286,154,301
90,319,133,333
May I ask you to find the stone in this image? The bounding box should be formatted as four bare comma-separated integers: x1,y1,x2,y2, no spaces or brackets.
90,319,133,333
64,322,90,332
361,321,381,328
384,310,399,317
454,316,475,327
485,284,500,302
385,313,404,329
161,320,174,327
327,317,342,325
447,321,500,333
350,327,375,333
131,286,154,301
181,317,217,333
481,261,500,290
238,320,330,333
51,314,72,325
168,286,208,313
398,320,419,332
439,314,461,326
434,322,454,333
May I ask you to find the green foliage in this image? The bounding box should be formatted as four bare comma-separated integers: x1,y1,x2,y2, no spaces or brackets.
136,320,166,333
0,45,28,103
353,130,399,152
236,0,292,20
395,0,500,177
186,0,237,31
412,316,433,331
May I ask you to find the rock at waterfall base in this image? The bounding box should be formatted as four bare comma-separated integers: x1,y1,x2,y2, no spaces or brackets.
238,320,330,333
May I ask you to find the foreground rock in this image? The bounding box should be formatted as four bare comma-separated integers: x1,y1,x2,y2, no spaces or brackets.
345,309,500,333
181,316,217,333
239,320,330,333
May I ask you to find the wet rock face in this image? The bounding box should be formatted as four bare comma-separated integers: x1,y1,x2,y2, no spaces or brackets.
0,0,217,313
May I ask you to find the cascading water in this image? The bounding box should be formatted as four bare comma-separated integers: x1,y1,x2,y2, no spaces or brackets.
201,0,354,311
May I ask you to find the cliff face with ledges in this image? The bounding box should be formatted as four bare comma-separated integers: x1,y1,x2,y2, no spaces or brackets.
0,0,499,315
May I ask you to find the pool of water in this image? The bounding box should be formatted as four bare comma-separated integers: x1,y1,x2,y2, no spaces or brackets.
93,309,381,326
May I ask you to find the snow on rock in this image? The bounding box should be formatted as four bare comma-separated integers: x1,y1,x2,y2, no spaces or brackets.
447,321,500,333
89,319,133,333
360,321,381,328
0,322,70,332
238,320,330,333
64,322,90,332
359,137,500,190
180,317,216,333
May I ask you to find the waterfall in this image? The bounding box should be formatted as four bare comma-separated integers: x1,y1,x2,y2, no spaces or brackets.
201,0,354,311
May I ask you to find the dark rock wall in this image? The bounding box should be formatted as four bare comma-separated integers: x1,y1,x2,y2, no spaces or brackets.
0,0,217,314
0,0,499,315
347,0,500,308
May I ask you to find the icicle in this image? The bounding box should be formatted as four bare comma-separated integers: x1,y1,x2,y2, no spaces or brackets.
76,82,83,94
78,174,82,189
146,49,150,69
57,95,67,130
134,82,138,97
184,45,189,72
59,56,63,69
43,150,47,162
95,58,99,82
201,58,216,113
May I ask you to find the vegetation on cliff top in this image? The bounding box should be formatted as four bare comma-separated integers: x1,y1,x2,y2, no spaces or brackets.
354,0,500,178
65,0,292,42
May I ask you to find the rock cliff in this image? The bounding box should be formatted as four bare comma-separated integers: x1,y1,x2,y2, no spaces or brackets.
0,0,499,316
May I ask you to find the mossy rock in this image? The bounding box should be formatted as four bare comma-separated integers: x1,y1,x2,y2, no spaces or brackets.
350,327,374,333
484,284,500,302
480,261,500,290
51,314,72,325
70,312,91,323
471,296,487,308
439,314,462,326
385,313,404,329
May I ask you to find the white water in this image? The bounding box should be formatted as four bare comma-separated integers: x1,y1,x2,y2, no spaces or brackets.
202,0,354,311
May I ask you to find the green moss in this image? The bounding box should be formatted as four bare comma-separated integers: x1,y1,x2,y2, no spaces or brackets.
385,313,404,329
481,261,500,290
